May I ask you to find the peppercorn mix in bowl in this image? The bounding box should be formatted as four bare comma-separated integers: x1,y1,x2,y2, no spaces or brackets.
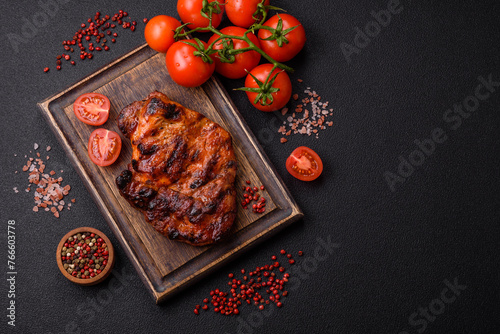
56,227,115,286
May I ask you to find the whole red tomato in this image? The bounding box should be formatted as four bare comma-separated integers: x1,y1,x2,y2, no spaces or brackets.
166,40,215,87
226,0,270,28
144,15,181,53
177,0,225,29
243,63,292,112
258,13,306,62
208,26,261,79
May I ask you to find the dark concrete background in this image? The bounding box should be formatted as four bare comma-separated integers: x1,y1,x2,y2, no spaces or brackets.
0,0,499,333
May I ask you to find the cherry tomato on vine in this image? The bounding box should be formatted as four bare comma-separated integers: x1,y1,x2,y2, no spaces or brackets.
286,146,323,181
88,129,122,167
144,15,182,53
258,13,306,62
243,63,292,112
226,0,270,28
208,26,261,79
177,0,225,29
166,40,215,87
73,93,110,126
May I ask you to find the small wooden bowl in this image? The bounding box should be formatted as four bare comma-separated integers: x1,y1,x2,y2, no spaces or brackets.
56,227,115,286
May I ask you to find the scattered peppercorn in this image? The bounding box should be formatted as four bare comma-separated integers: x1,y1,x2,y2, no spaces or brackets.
44,10,147,72
194,249,301,316
240,180,267,213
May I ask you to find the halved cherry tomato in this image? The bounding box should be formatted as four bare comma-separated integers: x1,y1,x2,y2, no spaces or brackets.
88,129,122,167
144,15,181,53
177,0,225,29
208,26,261,79
73,93,110,126
226,0,270,28
286,146,323,181
258,13,306,62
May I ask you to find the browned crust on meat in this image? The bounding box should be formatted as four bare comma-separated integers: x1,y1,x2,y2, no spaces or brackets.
116,91,237,246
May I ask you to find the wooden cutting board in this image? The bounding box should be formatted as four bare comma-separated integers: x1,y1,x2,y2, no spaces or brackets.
38,42,302,303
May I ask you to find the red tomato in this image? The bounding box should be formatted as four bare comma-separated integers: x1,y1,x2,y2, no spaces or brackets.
177,0,225,29
144,15,181,53
166,40,215,87
286,146,323,181
258,14,306,62
208,26,261,79
226,0,270,28
244,63,292,112
73,93,110,126
88,129,122,167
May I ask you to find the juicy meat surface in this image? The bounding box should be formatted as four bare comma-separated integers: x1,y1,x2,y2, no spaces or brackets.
116,91,237,246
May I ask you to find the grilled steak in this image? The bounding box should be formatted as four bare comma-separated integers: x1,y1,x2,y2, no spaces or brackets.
116,91,237,246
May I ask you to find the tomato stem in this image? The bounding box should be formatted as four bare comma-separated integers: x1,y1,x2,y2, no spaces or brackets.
235,63,284,107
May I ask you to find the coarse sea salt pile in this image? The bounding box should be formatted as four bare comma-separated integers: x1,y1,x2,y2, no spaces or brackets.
13,143,75,218
278,80,334,143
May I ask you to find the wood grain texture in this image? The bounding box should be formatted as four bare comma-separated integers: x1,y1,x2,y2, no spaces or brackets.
38,43,302,303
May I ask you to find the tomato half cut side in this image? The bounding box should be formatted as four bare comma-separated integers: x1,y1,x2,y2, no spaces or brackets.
73,93,111,126
286,146,323,181
88,129,122,167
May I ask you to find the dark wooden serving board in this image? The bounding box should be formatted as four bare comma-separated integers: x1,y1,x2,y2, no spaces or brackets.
38,42,302,303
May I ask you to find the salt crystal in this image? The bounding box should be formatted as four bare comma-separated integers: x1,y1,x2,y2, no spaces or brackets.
34,143,39,150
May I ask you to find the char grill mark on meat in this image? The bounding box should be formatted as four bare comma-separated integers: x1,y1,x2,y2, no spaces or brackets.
115,91,237,246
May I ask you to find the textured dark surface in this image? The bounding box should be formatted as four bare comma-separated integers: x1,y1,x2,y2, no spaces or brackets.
0,0,499,333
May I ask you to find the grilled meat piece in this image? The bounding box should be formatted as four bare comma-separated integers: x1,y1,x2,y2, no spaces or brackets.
116,91,237,246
